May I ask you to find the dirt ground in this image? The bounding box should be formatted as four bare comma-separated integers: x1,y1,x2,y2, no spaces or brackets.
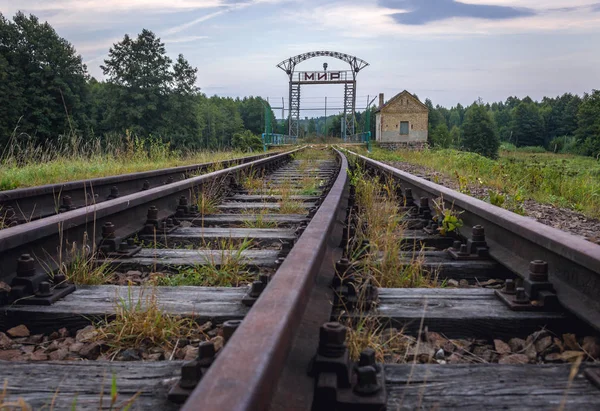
386,160,600,245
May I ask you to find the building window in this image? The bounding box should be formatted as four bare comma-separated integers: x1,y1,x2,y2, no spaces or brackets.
400,121,409,135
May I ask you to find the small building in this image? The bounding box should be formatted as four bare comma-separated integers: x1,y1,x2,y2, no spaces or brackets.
374,90,428,145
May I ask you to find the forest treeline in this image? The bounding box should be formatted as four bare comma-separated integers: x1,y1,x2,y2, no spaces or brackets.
0,12,271,152
2,12,600,159
424,91,600,159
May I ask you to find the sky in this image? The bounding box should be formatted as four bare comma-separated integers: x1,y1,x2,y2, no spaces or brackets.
2,0,600,118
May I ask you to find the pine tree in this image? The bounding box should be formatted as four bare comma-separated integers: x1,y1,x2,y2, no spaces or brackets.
512,101,545,147
461,104,500,159
575,90,600,157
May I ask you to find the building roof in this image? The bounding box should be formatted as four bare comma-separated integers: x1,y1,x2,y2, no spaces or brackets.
374,90,428,113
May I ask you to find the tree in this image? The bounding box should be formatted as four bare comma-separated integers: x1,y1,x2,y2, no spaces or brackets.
575,90,600,158
307,118,317,135
0,12,89,145
449,125,461,147
431,123,451,148
101,29,173,135
172,54,198,95
461,104,500,159
512,101,545,147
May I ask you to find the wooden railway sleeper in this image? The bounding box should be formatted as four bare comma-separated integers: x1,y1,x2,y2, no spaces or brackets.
309,322,387,411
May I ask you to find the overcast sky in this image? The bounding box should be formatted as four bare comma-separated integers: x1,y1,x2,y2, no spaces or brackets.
3,0,600,117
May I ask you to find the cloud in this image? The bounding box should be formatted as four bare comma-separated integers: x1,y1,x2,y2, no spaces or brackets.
379,0,535,25
163,34,210,43
293,0,600,38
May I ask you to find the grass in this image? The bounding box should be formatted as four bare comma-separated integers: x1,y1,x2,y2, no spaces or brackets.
242,214,278,229
346,164,439,289
154,238,254,287
0,132,263,190
55,238,115,285
358,146,600,219
95,286,206,356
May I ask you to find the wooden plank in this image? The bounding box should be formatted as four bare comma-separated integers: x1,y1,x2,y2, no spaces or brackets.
99,248,280,271
390,251,506,280
385,364,600,410
139,227,296,245
350,288,571,339
217,202,315,210
178,214,308,227
400,229,455,248
0,360,183,410
227,194,320,202
1,285,248,333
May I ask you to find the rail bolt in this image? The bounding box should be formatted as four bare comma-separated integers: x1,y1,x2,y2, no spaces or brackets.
318,322,347,358
179,196,188,206
223,320,242,342
17,254,36,277
249,280,266,298
101,222,116,239
503,279,516,295
36,281,53,297
515,287,529,304
167,176,174,184
62,195,73,207
358,348,377,368
419,197,429,208
353,366,381,396
147,206,159,221
529,260,549,282
471,225,486,242
109,186,119,198
142,180,150,190
197,341,216,367
335,258,350,275
458,244,469,256
53,273,67,288
179,361,202,389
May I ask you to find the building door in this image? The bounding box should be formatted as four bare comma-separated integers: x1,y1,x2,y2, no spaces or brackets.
399,121,409,135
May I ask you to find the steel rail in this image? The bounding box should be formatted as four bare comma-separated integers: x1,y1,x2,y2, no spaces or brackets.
181,149,348,411
0,148,301,284
0,152,279,225
343,148,600,331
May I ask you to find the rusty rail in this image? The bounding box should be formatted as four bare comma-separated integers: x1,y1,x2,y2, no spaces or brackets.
343,148,600,331
0,151,280,226
181,149,348,411
0,148,301,284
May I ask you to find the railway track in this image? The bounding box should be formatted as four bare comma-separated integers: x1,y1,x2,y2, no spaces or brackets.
0,151,275,228
0,147,599,410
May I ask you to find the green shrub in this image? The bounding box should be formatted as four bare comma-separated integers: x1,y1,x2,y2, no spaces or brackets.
232,130,263,152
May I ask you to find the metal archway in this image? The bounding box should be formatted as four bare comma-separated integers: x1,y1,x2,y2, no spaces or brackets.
277,51,369,140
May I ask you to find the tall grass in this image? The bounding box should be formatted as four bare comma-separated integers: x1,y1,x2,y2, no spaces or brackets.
347,165,439,289
95,286,206,355
0,132,255,190
361,147,600,218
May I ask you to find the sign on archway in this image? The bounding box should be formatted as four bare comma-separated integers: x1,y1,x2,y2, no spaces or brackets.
276,51,369,140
